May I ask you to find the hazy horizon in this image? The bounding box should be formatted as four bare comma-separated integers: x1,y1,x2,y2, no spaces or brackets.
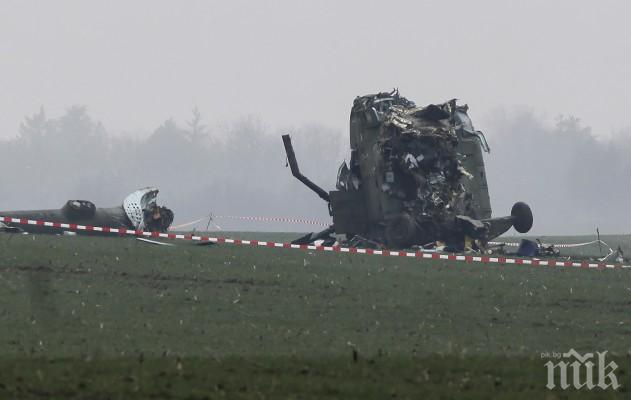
1,0,630,236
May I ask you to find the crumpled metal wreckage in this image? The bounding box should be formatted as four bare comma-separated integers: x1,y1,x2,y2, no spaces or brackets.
283,90,533,251
0,187,173,235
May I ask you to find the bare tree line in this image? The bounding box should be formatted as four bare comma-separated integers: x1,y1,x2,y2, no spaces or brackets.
0,106,628,234
0,107,343,232
484,110,630,235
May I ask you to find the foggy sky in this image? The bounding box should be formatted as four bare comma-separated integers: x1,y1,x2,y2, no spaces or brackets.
2,1,631,138
1,1,630,236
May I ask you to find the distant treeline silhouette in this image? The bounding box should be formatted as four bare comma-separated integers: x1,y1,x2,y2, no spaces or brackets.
484,109,630,234
0,106,628,234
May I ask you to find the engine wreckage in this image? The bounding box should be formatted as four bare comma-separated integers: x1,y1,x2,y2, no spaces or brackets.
283,90,533,250
0,187,173,234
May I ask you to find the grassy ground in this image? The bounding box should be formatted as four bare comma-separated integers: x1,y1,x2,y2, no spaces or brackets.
3,356,629,399
0,232,630,398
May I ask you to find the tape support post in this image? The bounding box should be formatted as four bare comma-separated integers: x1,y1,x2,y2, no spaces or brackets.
1,216,628,270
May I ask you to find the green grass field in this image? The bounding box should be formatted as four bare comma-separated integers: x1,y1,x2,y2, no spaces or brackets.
0,232,630,398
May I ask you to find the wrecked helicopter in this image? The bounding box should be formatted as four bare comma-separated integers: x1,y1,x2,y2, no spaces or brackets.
0,187,173,235
283,90,533,251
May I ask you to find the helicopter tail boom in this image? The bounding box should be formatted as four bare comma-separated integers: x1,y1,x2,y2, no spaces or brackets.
282,134,330,203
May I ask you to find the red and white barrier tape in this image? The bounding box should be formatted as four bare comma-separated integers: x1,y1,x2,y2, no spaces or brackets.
211,215,330,227
169,217,212,230
489,239,610,249
1,215,628,270
169,214,330,231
